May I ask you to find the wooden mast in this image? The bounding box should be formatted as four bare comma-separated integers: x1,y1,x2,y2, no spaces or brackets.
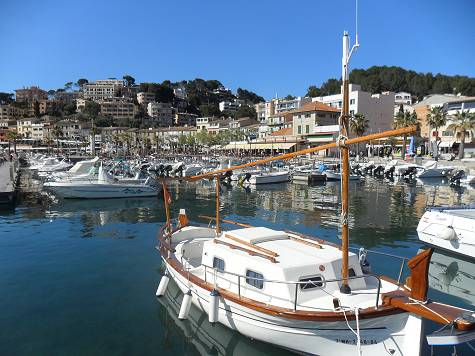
340,31,352,294
215,176,221,235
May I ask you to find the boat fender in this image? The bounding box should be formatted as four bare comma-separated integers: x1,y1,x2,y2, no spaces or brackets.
209,289,220,324
178,290,193,320
156,275,170,297
358,248,371,274
435,226,457,241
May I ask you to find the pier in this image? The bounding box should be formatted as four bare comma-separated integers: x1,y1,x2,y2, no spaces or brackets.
0,159,19,207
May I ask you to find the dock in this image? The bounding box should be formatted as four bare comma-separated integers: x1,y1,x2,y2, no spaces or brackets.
0,159,19,207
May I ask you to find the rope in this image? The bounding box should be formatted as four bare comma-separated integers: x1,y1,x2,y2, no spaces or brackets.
341,306,362,356
406,297,451,324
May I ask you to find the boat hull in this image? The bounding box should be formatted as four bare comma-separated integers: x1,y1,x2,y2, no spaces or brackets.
249,172,289,185
44,183,157,199
163,259,423,356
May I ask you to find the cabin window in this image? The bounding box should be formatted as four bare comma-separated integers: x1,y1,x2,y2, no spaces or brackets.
349,268,356,277
299,275,325,290
213,257,225,272
246,270,264,289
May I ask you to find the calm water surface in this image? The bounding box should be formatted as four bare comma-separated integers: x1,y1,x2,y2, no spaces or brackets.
1,177,474,356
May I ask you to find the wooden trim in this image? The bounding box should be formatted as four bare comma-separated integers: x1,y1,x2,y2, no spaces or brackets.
224,233,279,257
406,248,433,301
289,236,322,249
198,215,252,228
213,238,277,263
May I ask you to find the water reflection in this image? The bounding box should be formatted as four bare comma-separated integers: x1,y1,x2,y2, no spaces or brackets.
157,278,288,356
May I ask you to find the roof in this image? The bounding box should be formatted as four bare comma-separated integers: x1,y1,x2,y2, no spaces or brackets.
270,127,293,136
291,101,340,114
413,94,467,107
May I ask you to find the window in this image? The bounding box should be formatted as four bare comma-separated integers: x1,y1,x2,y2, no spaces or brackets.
213,257,225,271
305,113,311,118
350,110,355,115
350,99,355,105
349,268,356,277
299,275,325,290
305,125,309,134
298,126,302,134
246,270,264,289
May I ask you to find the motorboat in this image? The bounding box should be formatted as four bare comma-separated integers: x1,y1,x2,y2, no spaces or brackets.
47,157,99,181
324,171,361,181
292,170,327,184
248,171,289,185
417,206,475,258
416,161,453,179
43,164,157,199
31,157,72,173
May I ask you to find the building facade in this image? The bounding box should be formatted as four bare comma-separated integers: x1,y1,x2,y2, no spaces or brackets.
137,92,156,105
99,98,136,121
313,84,395,134
83,79,124,100
147,102,174,126
255,97,312,124
15,86,48,102
0,104,24,120
395,92,412,105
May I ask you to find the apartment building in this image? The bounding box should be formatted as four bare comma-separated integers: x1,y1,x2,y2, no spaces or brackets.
395,92,412,105
207,118,231,135
196,117,215,131
291,102,340,146
17,119,35,138
83,79,124,100
254,96,312,124
137,92,156,105
15,86,48,102
0,104,24,120
174,112,198,126
155,126,196,143
147,102,173,126
99,98,136,120
313,84,395,134
219,100,243,113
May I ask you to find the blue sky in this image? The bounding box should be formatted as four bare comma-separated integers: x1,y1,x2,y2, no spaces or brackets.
1,0,474,99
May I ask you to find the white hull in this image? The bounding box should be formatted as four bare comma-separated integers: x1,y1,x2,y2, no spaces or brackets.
164,259,423,356
325,171,361,181
249,172,289,185
417,208,475,258
417,168,452,179
44,182,157,199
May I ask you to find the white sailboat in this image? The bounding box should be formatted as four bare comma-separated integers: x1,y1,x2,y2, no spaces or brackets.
154,27,475,356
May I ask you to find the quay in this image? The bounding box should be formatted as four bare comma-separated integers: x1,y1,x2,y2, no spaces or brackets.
0,158,19,207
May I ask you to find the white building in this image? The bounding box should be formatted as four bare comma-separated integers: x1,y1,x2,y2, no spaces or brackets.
219,100,242,113
137,92,156,105
83,79,124,101
147,102,173,127
196,117,214,131
395,92,412,105
254,97,312,124
31,122,45,141
174,87,187,100
313,84,395,134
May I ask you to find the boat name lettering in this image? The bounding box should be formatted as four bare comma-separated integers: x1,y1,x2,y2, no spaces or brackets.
335,338,377,345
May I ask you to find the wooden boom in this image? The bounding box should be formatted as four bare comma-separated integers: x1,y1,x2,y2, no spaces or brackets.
189,125,417,181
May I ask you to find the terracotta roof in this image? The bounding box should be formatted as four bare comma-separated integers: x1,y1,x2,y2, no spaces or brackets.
291,101,340,114
270,127,293,136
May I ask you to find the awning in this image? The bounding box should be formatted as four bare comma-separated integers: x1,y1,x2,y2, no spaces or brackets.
222,142,296,150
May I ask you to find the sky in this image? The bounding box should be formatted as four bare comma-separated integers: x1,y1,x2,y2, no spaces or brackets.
1,0,474,99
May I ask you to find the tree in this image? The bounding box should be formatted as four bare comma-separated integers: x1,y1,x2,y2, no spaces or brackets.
0,92,14,104
123,75,135,87
83,101,101,118
284,94,296,100
426,106,447,161
306,86,320,98
349,113,369,156
5,129,19,154
199,104,220,117
393,110,419,159
236,88,264,104
319,79,342,95
33,100,40,117
52,125,63,152
77,78,88,88
447,110,475,159
235,105,257,120
64,82,73,91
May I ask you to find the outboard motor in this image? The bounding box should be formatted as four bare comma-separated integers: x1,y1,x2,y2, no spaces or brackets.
363,164,375,176
384,165,395,179
450,169,465,185
402,166,417,180
358,248,371,274
238,172,252,185
373,165,384,177
221,170,233,182
174,164,184,177
164,165,173,177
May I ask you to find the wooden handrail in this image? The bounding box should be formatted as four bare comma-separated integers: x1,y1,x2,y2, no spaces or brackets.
224,233,279,257
188,126,418,181
213,239,277,263
198,215,253,228
288,234,322,249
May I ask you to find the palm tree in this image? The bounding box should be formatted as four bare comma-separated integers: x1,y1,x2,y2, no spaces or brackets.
393,110,419,159
52,126,63,153
120,132,133,157
426,106,447,161
5,129,19,154
447,110,475,159
349,113,369,156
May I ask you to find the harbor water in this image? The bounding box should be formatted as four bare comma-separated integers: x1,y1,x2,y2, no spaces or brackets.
1,176,474,355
